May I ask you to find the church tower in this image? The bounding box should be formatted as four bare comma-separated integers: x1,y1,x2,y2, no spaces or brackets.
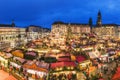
11,19,15,27
96,10,102,26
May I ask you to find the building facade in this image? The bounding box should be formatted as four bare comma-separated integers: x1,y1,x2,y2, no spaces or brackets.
93,11,118,38
26,25,50,41
0,21,26,48
50,21,90,46
50,11,120,46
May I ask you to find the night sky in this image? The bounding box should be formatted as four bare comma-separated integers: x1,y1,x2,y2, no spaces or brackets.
0,0,120,28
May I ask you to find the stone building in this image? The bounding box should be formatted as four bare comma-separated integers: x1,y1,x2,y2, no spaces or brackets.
50,11,120,47
26,25,50,41
93,11,118,38
0,21,26,48
50,21,90,46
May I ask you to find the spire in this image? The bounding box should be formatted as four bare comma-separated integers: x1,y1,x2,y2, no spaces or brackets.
96,10,102,26
98,10,101,16
11,19,15,27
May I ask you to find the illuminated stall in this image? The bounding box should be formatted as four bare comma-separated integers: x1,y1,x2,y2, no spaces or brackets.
23,61,49,79
50,61,77,80
10,57,26,73
0,52,12,68
99,54,108,63
78,60,92,70
75,55,92,70
24,51,38,60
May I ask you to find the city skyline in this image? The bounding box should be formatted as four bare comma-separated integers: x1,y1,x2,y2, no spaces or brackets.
0,0,120,28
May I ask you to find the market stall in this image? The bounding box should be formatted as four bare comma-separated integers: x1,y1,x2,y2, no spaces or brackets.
24,51,38,60
99,54,108,63
78,60,92,70
50,61,77,80
23,61,49,79
0,52,12,68
10,57,26,74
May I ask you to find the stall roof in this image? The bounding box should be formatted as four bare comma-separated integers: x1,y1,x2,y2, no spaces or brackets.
57,57,71,62
25,51,37,56
14,57,26,64
36,61,49,69
4,53,13,59
23,61,48,72
12,50,24,58
0,52,5,56
76,55,86,63
57,53,70,57
51,61,76,69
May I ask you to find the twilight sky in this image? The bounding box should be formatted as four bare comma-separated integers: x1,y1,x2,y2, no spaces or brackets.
0,0,120,28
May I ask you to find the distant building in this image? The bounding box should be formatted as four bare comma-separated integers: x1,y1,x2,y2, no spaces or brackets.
118,26,120,38
26,25,50,41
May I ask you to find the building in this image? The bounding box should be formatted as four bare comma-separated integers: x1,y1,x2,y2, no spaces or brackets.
0,21,26,48
26,25,50,41
117,26,120,38
50,11,120,47
50,21,90,46
93,11,118,38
